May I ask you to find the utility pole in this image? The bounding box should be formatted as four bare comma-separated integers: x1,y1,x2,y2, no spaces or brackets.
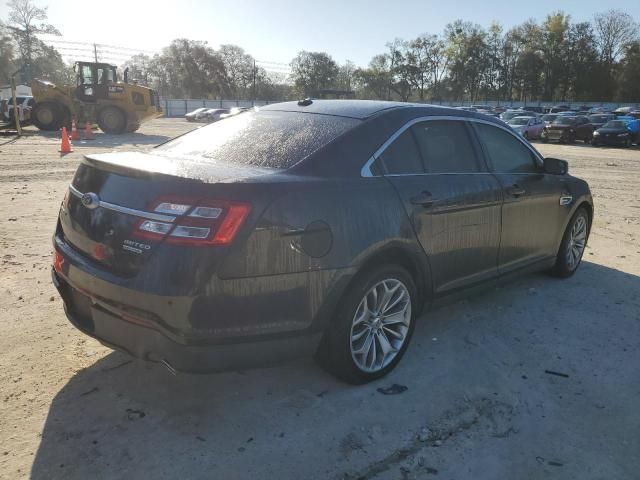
93,44,98,63
10,75,22,136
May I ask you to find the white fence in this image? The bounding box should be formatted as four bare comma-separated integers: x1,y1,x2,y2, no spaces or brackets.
161,98,639,117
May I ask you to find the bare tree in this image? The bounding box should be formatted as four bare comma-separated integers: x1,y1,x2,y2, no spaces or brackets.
594,10,639,68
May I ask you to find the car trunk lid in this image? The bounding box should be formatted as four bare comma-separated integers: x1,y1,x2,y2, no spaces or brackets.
59,152,275,277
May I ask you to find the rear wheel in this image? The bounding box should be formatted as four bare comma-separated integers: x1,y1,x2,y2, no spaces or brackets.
316,265,417,384
567,131,576,144
97,107,126,134
31,102,63,131
550,207,589,278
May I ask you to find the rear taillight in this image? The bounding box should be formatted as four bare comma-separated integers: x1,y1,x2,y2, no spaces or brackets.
134,197,251,246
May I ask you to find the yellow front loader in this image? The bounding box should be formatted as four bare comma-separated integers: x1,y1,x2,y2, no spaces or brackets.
31,62,161,134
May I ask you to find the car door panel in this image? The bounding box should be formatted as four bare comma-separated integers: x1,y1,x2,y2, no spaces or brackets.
387,174,503,293
472,122,566,274
376,119,502,295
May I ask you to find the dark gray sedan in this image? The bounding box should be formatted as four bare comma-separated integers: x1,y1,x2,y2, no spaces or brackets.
52,100,593,384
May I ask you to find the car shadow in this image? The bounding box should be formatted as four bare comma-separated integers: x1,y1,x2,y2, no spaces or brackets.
29,261,640,479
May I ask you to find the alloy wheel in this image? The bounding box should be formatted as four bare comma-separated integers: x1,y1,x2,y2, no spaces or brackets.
566,215,587,270
350,279,411,373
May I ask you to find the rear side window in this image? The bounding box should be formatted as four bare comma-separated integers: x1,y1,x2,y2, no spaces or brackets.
157,111,360,169
411,120,482,173
474,123,539,174
377,129,423,175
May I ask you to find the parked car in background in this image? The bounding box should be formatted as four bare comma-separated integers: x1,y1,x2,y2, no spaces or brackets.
456,106,477,112
541,113,560,125
588,107,611,114
51,100,593,384
500,110,539,122
588,114,616,130
521,106,544,114
2,95,34,124
507,116,544,140
541,115,594,143
471,105,492,111
200,108,230,122
613,106,635,116
592,118,640,147
549,105,571,113
184,108,209,122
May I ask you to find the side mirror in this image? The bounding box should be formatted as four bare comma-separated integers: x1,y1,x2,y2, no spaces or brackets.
544,157,568,175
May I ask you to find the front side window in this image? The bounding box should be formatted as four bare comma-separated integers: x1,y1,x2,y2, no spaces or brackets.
411,120,482,173
474,123,540,174
376,129,423,175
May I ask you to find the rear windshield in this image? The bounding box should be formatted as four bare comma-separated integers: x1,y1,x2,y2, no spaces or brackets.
158,110,360,169
508,117,531,126
552,117,575,125
542,114,558,122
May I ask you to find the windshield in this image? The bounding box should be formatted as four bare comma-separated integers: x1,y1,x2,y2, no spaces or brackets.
552,117,575,125
603,120,628,129
8,96,26,106
508,118,531,126
157,110,360,169
542,114,558,122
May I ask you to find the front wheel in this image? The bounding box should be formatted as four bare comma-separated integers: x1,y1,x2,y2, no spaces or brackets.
550,207,589,278
316,265,417,384
31,102,63,131
97,107,127,134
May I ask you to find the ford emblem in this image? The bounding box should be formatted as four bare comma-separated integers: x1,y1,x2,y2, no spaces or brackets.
81,192,100,209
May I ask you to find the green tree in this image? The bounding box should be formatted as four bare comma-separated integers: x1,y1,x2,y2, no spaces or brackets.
617,41,640,101
0,22,15,84
5,0,61,83
289,51,339,97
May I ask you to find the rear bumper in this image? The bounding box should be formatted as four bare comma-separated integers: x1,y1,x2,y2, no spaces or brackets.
53,268,323,373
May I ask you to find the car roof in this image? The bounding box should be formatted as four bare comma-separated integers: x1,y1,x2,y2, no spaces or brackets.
260,99,503,122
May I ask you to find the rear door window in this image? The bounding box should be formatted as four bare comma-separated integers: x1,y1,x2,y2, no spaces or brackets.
411,120,483,173
157,111,360,169
376,129,424,175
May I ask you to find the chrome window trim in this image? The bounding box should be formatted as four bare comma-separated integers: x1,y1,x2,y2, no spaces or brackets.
360,115,544,178
68,184,176,222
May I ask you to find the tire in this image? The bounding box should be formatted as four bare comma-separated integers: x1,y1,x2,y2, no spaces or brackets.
125,122,140,133
97,107,127,134
31,102,63,131
315,265,418,384
625,138,632,148
567,132,576,144
523,131,529,140
541,137,549,144
550,207,589,278
591,139,598,147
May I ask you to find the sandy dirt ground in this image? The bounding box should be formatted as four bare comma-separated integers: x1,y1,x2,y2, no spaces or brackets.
0,119,639,480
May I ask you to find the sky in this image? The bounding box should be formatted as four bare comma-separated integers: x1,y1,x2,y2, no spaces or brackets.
2,0,639,69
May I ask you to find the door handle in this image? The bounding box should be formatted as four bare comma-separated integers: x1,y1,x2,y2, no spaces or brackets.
506,184,526,197
410,190,435,207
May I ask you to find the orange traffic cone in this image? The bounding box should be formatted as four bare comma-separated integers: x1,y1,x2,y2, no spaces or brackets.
59,127,73,154
70,119,80,141
83,121,94,140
